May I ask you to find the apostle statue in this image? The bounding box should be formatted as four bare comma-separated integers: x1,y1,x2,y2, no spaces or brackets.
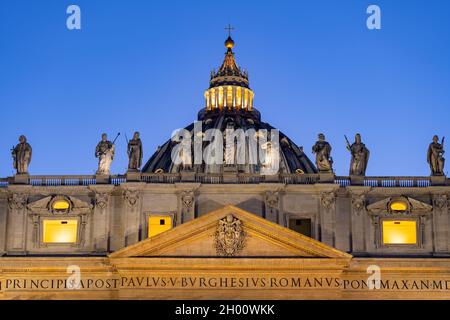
312,133,333,173
95,133,115,175
224,120,236,166
346,133,370,176
127,131,143,171
427,135,445,176
12,135,32,174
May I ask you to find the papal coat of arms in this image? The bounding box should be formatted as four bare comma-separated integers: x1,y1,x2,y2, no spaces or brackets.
214,214,246,256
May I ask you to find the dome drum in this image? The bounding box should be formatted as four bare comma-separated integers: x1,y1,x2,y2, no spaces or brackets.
204,85,254,111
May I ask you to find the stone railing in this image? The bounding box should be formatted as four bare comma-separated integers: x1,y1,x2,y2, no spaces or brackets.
29,175,97,186
362,176,432,188
2,175,126,187
0,174,447,187
141,173,181,184
0,177,10,188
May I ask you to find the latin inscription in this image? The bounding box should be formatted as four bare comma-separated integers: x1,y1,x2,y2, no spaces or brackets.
2,276,450,292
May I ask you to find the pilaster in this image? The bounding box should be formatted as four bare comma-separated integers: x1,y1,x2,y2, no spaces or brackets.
432,194,448,253
347,186,371,254
121,183,145,247
89,185,115,253
6,186,31,254
175,183,200,224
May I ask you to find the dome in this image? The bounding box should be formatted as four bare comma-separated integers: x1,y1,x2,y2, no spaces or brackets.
142,107,317,174
142,35,317,175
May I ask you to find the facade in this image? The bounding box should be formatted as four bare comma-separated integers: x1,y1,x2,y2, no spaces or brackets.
0,36,449,300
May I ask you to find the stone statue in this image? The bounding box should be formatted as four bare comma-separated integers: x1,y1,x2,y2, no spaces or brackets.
427,135,445,176
224,120,236,166
346,133,370,176
12,135,32,174
179,136,192,170
127,131,143,171
312,133,333,173
95,133,115,175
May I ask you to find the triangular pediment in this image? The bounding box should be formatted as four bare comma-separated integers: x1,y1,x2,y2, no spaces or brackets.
27,195,92,215
110,205,351,259
367,196,432,215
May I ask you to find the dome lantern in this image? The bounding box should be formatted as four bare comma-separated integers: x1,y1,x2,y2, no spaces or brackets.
204,27,254,112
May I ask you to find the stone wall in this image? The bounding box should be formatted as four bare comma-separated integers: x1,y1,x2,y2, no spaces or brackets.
0,183,449,256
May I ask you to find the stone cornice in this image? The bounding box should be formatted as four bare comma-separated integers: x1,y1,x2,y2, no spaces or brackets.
174,183,201,192
346,186,372,195
88,185,115,194
118,182,147,191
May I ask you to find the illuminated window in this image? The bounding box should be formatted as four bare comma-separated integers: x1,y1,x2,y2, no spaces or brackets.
235,87,242,108
226,86,233,108
43,220,78,243
382,220,417,245
52,199,70,211
218,87,224,109
389,200,408,212
148,216,172,238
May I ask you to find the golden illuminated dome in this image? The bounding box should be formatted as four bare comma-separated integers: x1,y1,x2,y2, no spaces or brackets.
204,34,254,112
225,36,235,49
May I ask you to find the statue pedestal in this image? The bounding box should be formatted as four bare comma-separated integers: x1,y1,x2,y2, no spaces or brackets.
319,172,335,183
431,175,446,186
181,170,196,182
95,175,110,184
126,171,141,182
13,174,29,185
350,175,364,186
223,166,238,183
223,174,237,183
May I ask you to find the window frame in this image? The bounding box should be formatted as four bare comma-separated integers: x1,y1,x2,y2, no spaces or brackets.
145,212,175,239
39,216,82,248
285,213,316,239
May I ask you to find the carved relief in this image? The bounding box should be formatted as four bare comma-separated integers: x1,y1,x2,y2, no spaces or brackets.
433,194,447,212
320,192,336,211
351,194,366,216
8,193,27,210
265,191,279,210
95,193,110,210
448,197,450,213
214,214,246,256
180,190,195,210
123,190,140,207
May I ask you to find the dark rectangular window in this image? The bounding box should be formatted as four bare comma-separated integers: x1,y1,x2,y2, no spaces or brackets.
288,218,312,237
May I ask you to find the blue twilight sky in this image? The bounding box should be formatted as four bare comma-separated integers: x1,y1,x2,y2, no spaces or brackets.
0,0,449,177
